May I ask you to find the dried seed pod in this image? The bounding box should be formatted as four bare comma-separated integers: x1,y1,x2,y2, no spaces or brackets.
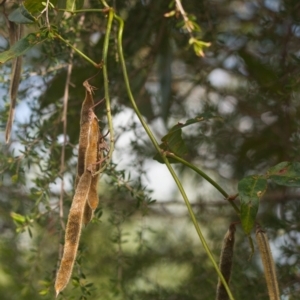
82,112,100,225
85,111,99,171
76,80,101,225
82,201,93,225
55,104,99,295
87,121,101,210
75,81,95,188
55,171,92,296
216,223,235,300
256,227,280,300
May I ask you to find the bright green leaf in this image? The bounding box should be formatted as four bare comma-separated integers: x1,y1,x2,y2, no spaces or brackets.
0,32,47,64
267,161,300,187
39,289,49,295
10,212,26,224
238,175,267,234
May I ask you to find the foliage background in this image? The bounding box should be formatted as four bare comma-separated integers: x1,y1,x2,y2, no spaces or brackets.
0,0,300,299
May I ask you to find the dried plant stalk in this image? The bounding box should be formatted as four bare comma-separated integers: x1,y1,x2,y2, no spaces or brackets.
216,223,236,300
5,24,23,143
256,227,280,300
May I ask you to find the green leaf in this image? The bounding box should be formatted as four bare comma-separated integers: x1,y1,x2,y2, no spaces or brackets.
11,174,19,183
238,175,267,234
0,32,47,64
39,289,49,296
8,5,36,24
168,113,218,133
153,126,187,164
10,212,26,224
154,114,220,163
267,161,300,187
66,0,84,11
238,49,279,94
24,0,47,14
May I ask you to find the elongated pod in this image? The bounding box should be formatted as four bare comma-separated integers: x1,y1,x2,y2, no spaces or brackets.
55,108,97,295
256,227,280,300
216,223,235,300
55,172,91,296
75,81,95,188
83,111,100,224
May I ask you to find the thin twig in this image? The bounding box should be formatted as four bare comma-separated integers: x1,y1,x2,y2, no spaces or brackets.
38,0,51,29
58,53,73,232
175,0,193,36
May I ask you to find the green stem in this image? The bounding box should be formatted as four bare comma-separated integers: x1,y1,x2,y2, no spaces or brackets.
100,0,110,8
99,8,115,172
54,33,101,68
113,13,235,300
166,153,240,215
58,8,107,13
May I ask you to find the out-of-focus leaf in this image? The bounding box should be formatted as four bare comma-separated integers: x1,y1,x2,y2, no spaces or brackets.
66,0,84,11
238,175,267,234
24,0,49,14
8,5,36,24
157,31,172,121
238,49,279,93
267,161,300,187
0,32,47,64
55,0,67,23
10,212,26,224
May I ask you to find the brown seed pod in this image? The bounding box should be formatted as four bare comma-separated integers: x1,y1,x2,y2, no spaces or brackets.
75,81,95,188
83,201,93,226
54,171,92,296
82,111,101,225
87,119,101,210
256,227,280,300
216,223,235,300
76,80,101,225
55,99,100,294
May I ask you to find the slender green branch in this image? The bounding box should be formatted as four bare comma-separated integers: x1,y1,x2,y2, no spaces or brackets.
99,8,115,172
58,8,108,13
54,33,101,68
113,14,160,153
168,153,229,197
100,0,110,8
166,153,240,215
163,155,235,300
113,13,235,300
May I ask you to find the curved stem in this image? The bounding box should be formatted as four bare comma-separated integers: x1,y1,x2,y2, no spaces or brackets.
113,13,235,300
58,8,107,13
166,153,240,215
99,9,114,172
54,33,101,68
